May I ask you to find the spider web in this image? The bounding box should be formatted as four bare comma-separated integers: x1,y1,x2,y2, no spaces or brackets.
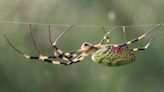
1,20,164,42
0,20,164,28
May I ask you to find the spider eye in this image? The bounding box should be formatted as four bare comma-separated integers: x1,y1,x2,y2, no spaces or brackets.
83,42,92,47
84,43,89,46
81,42,93,49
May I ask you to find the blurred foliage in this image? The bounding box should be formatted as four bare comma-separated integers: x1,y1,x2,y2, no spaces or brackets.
0,0,164,92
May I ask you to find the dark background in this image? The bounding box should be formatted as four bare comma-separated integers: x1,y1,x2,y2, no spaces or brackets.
0,0,164,92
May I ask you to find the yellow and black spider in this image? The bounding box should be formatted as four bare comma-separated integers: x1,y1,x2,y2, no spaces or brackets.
4,24,160,66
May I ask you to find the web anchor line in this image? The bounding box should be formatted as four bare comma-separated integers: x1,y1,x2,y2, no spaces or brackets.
0,20,164,28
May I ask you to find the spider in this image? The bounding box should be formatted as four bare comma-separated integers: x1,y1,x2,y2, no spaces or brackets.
4,24,160,66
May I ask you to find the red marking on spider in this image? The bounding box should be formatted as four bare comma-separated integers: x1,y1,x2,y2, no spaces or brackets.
111,47,123,54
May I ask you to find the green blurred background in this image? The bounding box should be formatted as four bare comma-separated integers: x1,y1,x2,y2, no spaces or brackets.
0,0,164,92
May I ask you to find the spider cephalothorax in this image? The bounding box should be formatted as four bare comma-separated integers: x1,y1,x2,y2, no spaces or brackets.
80,42,99,54
4,24,160,66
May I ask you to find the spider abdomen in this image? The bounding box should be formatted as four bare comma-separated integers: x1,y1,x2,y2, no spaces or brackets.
92,46,135,66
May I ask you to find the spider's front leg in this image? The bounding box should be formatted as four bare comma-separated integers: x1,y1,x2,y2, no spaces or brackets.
4,34,61,64
52,44,86,65
48,25,85,64
4,33,85,65
5,24,86,65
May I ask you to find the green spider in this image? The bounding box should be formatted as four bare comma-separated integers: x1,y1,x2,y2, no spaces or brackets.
4,24,160,66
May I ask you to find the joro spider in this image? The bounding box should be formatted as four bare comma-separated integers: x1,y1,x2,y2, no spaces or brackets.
4,24,160,66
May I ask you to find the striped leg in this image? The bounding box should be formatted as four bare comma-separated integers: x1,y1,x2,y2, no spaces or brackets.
132,40,151,51
54,51,85,65
52,25,73,54
60,53,86,65
100,26,116,44
48,25,81,58
52,46,84,65
121,24,160,46
5,25,80,65
28,24,58,61
4,34,61,63
65,50,82,58
72,53,86,63
48,24,84,65
34,53,86,65
132,28,159,51
4,33,84,65
49,25,83,63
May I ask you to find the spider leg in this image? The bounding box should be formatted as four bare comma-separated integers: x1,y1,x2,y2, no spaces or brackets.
4,33,84,65
58,54,85,65
132,29,159,51
4,34,60,62
48,24,54,51
48,25,84,64
64,53,86,65
4,25,69,65
100,26,116,44
48,25,70,56
55,51,85,65
49,25,81,60
120,24,160,46
29,24,56,59
46,53,86,65
5,24,85,65
72,53,86,62
29,24,43,55
52,25,73,54
65,50,82,58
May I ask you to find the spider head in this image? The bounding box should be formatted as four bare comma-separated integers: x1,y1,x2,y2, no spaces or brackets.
81,42,98,54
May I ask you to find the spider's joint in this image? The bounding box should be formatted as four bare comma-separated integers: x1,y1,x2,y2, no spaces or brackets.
79,56,85,61
73,54,78,57
24,54,30,59
52,42,56,46
138,34,146,40
73,57,84,62
62,57,69,61
127,41,132,44
145,42,150,49
57,49,63,54
103,36,107,39
133,48,138,51
72,58,79,62
52,61,61,64
54,52,58,56
39,55,48,61
107,40,110,43
113,45,119,47
65,53,70,56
